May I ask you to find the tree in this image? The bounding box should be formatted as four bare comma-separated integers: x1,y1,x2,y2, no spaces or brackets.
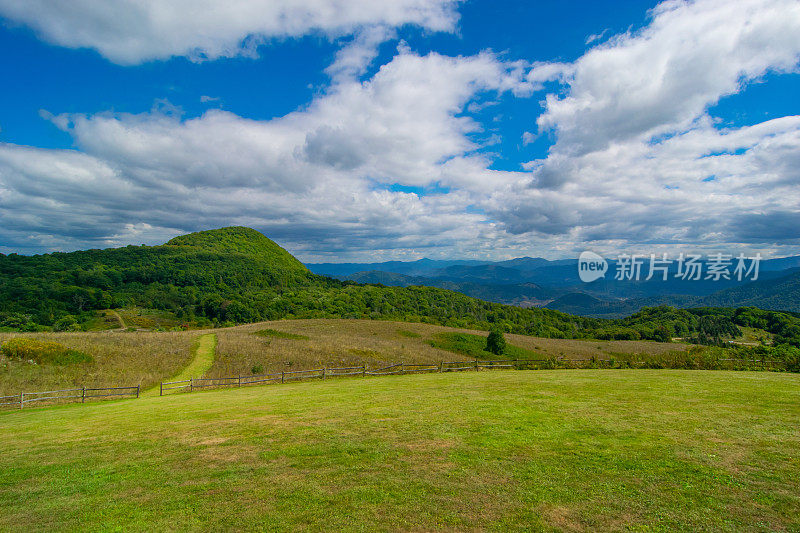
485,329,506,355
53,315,79,332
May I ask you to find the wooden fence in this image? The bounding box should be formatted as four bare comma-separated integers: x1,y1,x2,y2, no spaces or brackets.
3,356,790,408
568,357,785,370
0,385,139,409
157,355,791,396
159,359,527,396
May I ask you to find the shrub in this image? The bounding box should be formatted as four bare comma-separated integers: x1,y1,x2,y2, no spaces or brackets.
771,344,800,373
0,338,93,365
0,313,39,332
53,315,80,332
485,330,506,355
251,364,264,375
253,329,309,340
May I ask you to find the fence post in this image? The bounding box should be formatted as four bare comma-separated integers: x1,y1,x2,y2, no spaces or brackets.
160,382,163,396
82,387,86,403
136,385,140,399
238,375,241,387
439,361,443,373
322,368,326,380
19,392,23,409
281,371,285,384
475,358,479,371
362,365,366,377
190,378,193,393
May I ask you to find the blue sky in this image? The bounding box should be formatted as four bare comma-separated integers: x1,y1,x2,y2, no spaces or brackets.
0,1,661,155
0,0,798,261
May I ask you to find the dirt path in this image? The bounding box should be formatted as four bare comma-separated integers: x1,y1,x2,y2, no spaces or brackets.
109,310,126,330
141,333,217,397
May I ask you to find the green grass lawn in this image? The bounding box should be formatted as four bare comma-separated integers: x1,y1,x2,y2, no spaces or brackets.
1,370,799,531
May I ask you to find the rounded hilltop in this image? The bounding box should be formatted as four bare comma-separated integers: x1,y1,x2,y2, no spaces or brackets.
164,226,309,274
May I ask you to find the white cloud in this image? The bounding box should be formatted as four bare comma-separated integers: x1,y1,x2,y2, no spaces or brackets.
526,61,573,87
54,49,530,192
0,0,459,64
521,131,537,145
2,0,800,261
0,49,532,258
537,0,800,154
482,0,800,256
489,117,800,244
585,29,608,45
325,25,395,82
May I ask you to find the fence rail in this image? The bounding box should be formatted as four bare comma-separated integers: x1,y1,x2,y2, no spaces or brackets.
0,394,20,406
1,385,139,409
367,363,403,375
157,355,793,396
242,373,282,385
160,359,535,395
5,355,793,409
325,366,365,377
159,380,191,395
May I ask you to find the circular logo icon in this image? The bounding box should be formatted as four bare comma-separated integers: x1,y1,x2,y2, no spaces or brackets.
578,251,607,283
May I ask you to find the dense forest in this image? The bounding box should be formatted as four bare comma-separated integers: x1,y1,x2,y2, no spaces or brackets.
1,227,799,358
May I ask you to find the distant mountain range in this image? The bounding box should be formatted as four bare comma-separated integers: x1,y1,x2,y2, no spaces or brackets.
3,226,797,347
307,255,800,316
4,226,717,342
344,271,554,308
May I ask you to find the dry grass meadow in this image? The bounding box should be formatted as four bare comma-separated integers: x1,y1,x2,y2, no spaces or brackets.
210,319,689,378
1,318,689,395
0,330,199,395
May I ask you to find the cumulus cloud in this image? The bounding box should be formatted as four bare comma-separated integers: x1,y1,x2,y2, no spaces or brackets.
483,0,800,256
490,117,800,245
536,0,800,154
324,25,395,82
52,49,528,190
2,0,800,261
0,49,531,258
0,0,459,64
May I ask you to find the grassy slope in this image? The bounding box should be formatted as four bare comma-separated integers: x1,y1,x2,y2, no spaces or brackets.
170,333,217,382
0,370,798,531
211,319,688,379
428,331,543,360
1,320,687,395
141,333,217,397
83,308,188,332
0,330,199,395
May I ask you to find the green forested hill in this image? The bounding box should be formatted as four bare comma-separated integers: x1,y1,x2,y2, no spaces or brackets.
0,227,598,336
164,226,309,273
0,227,315,324
699,270,800,311
1,227,799,351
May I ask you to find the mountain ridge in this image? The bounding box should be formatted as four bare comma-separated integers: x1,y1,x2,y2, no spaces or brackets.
307,254,800,316
0,227,605,337
2,226,799,349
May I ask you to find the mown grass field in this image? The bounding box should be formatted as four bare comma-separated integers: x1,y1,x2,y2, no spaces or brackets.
1,370,798,531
